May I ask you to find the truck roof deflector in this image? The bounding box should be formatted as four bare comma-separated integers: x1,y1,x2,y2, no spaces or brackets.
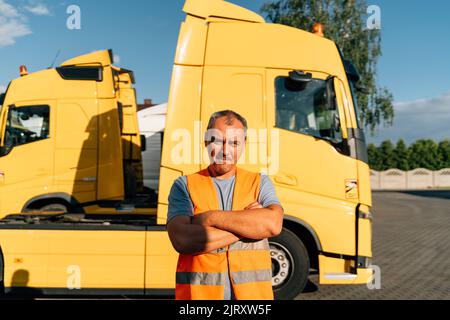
60,49,113,67
183,0,265,23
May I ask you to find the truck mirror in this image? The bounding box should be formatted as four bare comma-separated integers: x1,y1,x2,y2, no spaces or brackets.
326,77,337,111
314,78,337,113
333,113,341,133
140,134,147,152
314,87,327,109
285,70,312,91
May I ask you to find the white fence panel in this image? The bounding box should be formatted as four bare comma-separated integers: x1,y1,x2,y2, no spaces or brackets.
372,168,450,190
380,169,407,190
434,169,450,187
407,169,433,189
370,170,380,189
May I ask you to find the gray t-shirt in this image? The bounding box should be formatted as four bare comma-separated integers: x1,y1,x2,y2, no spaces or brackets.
167,173,281,300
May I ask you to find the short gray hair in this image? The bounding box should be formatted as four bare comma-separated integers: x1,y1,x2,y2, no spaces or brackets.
206,110,248,137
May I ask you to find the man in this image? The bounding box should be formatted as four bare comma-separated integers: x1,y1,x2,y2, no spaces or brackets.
167,110,284,300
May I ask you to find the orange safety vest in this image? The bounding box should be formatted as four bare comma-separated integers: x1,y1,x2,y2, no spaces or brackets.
175,167,274,300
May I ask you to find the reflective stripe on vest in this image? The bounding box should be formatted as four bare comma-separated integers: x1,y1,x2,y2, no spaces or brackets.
209,238,270,253
231,269,272,284
177,272,227,285
175,167,274,300
229,238,270,251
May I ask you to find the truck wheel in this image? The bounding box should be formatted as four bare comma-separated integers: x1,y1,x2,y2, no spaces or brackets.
38,203,69,213
269,228,310,300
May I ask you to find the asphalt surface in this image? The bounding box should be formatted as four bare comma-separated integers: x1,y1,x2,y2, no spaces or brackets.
296,190,450,300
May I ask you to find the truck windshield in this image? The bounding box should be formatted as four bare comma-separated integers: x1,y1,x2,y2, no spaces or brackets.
275,76,343,144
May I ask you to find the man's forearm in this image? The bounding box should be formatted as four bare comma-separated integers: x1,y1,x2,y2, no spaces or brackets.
195,226,240,255
176,222,240,255
205,206,283,240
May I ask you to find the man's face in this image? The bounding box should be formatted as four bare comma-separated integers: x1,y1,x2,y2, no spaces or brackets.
205,116,246,175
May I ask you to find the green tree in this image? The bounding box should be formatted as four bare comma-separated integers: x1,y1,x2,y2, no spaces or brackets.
437,140,450,169
261,0,394,132
408,139,440,170
367,143,382,170
392,139,410,171
378,140,396,170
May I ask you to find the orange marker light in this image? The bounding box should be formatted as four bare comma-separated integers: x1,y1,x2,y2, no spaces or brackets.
313,23,325,37
20,65,28,76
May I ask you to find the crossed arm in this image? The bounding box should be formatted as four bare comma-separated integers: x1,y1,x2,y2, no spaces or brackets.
167,202,284,255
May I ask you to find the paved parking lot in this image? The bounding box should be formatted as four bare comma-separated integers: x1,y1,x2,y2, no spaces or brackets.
297,190,450,300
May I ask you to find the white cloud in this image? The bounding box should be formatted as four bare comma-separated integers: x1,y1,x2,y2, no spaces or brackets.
0,0,20,18
24,4,50,16
0,85,6,93
0,1,51,46
0,0,32,46
113,55,121,64
369,91,450,145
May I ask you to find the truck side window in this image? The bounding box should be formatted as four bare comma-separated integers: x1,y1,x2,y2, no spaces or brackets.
275,76,343,144
3,105,50,150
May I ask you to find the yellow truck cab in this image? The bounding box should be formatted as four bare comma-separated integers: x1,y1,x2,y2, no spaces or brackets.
0,0,373,300
0,50,154,216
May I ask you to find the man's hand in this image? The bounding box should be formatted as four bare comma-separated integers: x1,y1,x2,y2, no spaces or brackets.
245,201,263,210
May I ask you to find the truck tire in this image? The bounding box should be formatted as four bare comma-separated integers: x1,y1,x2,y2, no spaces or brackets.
269,228,310,300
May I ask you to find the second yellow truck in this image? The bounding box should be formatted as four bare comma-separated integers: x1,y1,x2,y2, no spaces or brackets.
0,0,373,300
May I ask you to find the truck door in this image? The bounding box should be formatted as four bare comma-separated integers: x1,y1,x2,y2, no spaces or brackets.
55,100,98,205
265,69,359,257
200,66,268,173
0,102,55,213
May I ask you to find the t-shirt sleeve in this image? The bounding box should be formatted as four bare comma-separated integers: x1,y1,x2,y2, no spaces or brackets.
258,174,282,208
167,176,194,225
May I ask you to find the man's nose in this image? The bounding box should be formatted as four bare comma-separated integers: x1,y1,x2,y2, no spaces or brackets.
222,141,228,153
222,141,234,156
215,143,230,158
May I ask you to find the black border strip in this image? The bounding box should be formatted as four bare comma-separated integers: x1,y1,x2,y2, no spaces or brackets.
3,287,173,298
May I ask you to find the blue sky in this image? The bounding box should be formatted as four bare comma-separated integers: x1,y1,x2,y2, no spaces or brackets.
1,0,449,144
